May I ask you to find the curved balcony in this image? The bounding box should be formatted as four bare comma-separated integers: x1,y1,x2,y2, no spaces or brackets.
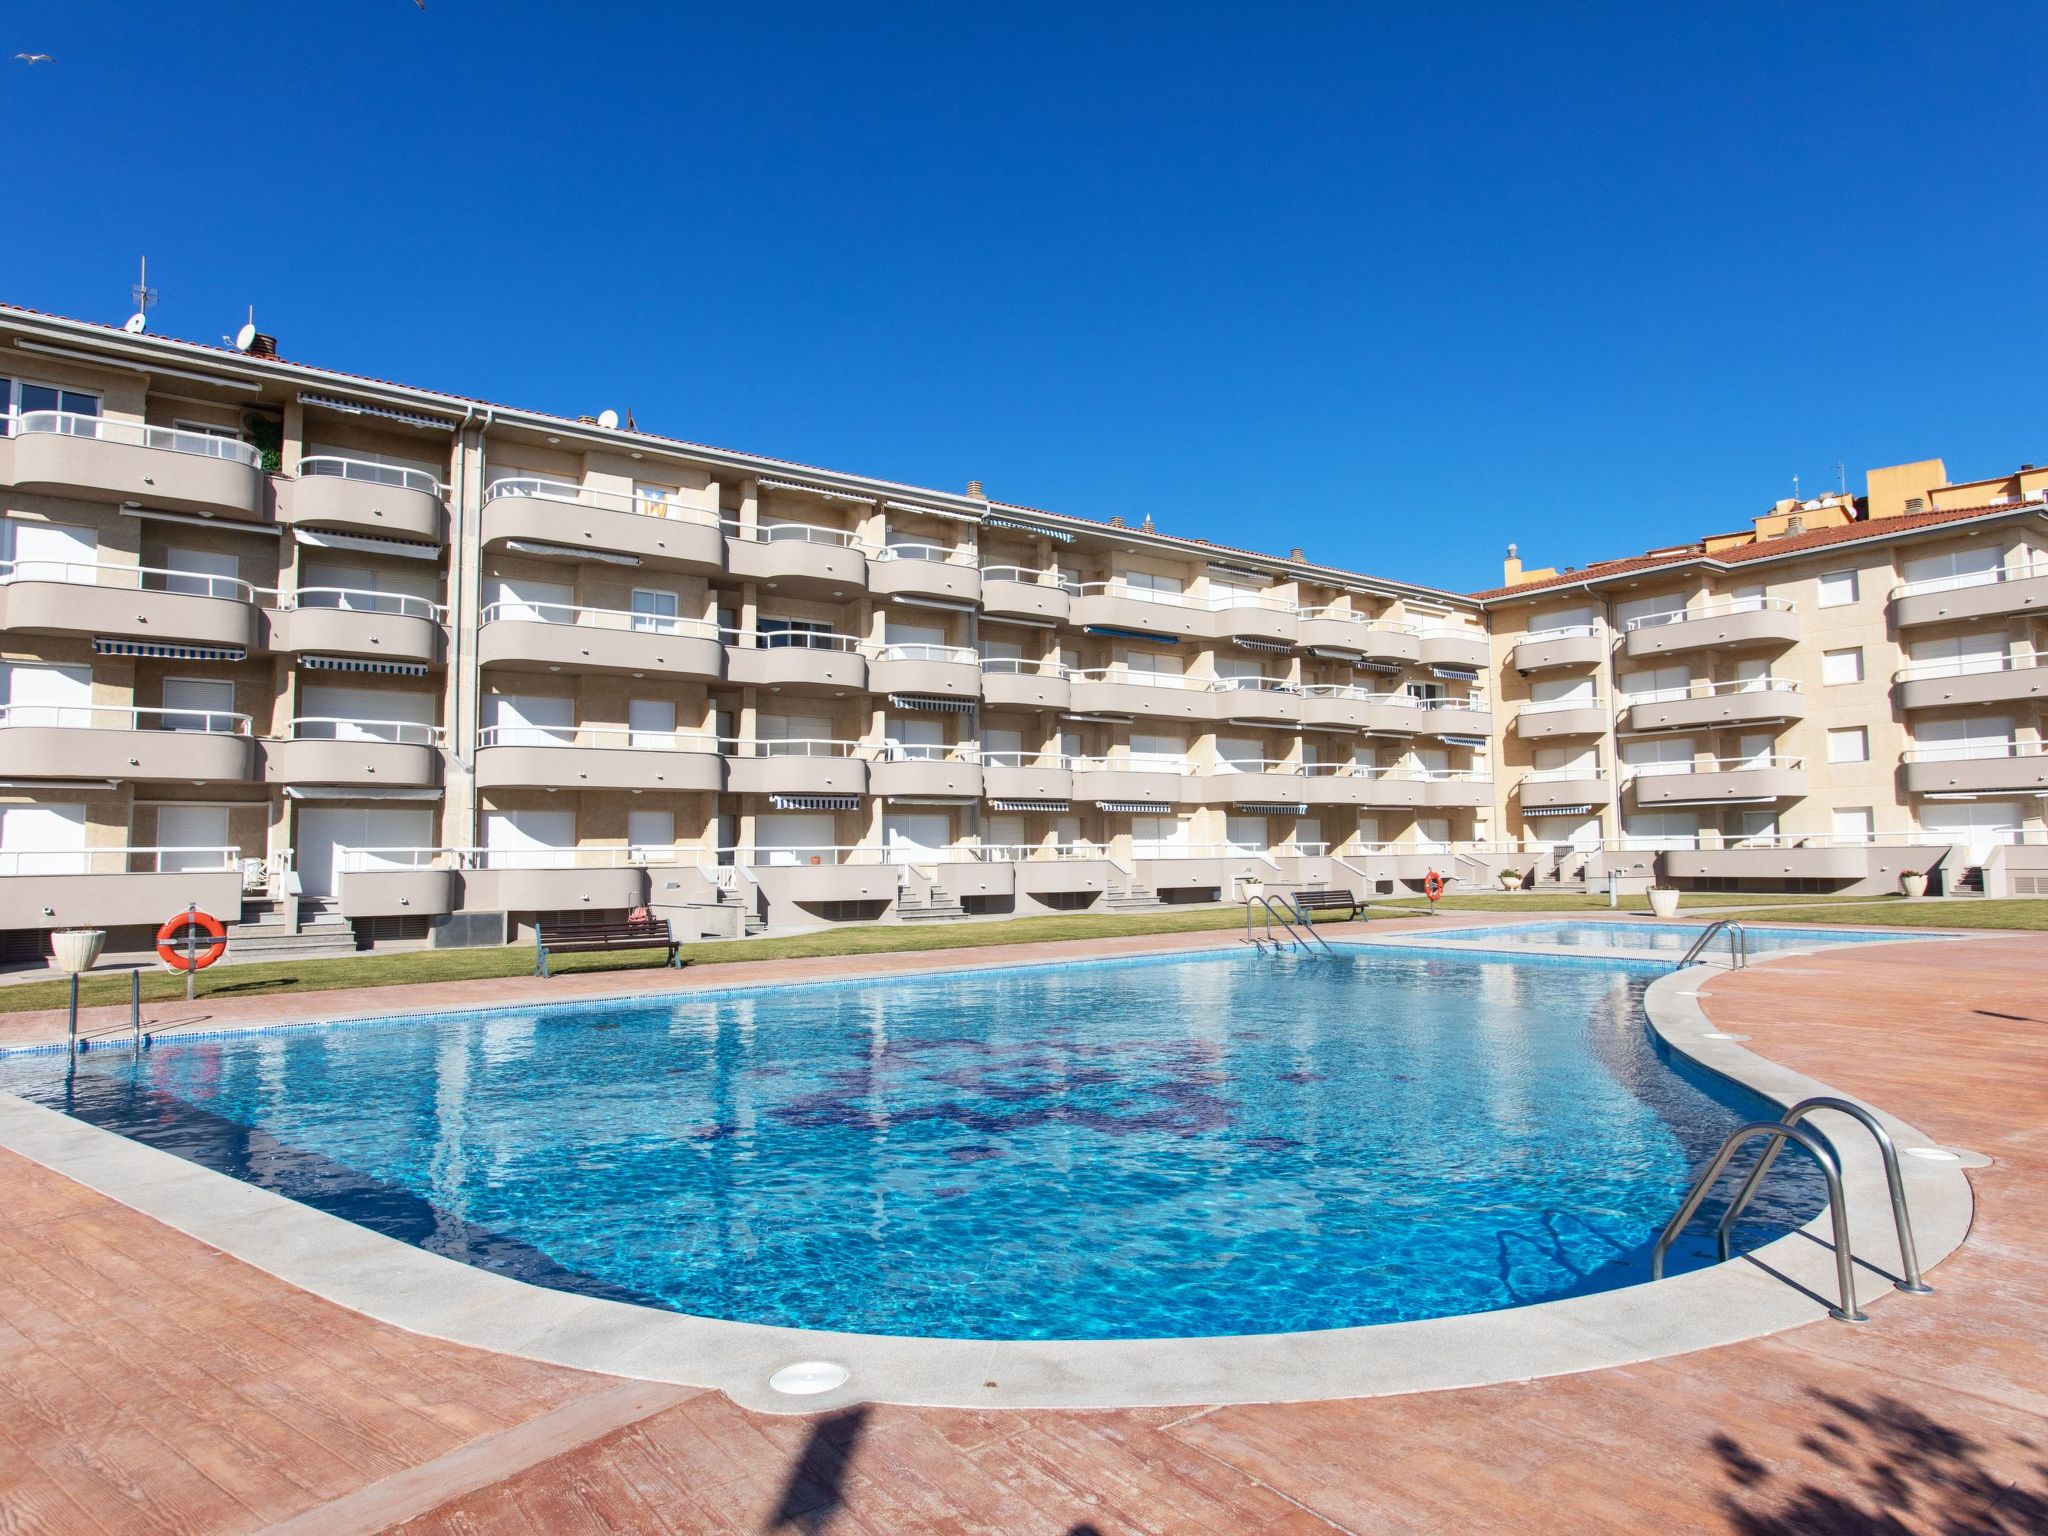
1298,766,1426,808
1622,679,1804,734
724,741,868,798
1511,627,1604,671
1418,628,1489,670
1419,771,1494,809
477,602,724,680
1414,700,1493,738
1621,598,1798,659
980,567,1073,625
0,560,259,650
868,643,981,701
1070,583,1207,642
481,479,723,574
1893,653,2048,712
725,524,868,596
289,457,447,543
725,634,868,695
1628,756,1808,807
979,658,1069,711
1297,686,1421,735
869,745,982,800
1513,699,1609,740
1197,762,1306,806
1516,768,1615,812
262,719,442,787
981,753,1076,805
1072,760,1198,808
11,412,265,519
456,849,649,916
266,589,444,666
868,545,982,605
1208,598,1298,647
1068,670,1212,723
1209,677,1301,725
0,703,256,782
1298,611,1420,666
1890,559,2048,629
1900,742,2048,797
474,726,723,793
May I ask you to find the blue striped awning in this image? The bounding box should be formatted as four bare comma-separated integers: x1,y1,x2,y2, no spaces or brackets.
770,793,860,810
1085,626,1181,644
1096,799,1166,813
988,798,1069,812
1235,802,1307,815
1431,665,1482,680
1232,637,1293,654
299,654,430,676
982,512,1075,543
1439,734,1489,748
93,638,246,662
1523,804,1595,817
887,694,977,713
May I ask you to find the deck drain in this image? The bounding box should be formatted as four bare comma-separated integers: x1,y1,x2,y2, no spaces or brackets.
769,1361,850,1396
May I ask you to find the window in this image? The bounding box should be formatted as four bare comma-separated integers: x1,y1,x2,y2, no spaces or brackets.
1618,666,1688,703
630,589,681,634
627,698,676,749
627,809,676,855
1817,570,1859,608
1122,569,1183,595
758,616,836,649
161,677,236,734
1615,593,1685,631
1832,807,1874,843
1129,732,1185,770
1821,648,1863,686
1826,727,1869,764
2,379,100,430
1533,605,1595,635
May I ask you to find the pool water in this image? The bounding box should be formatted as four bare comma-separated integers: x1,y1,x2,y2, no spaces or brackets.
1410,921,1912,958
0,947,1825,1341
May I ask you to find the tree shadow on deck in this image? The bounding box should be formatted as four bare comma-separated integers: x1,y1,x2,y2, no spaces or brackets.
767,1405,869,1533
1712,1389,2048,1534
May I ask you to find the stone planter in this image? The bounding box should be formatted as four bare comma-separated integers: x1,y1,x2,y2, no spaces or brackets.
1647,887,1681,919
50,928,106,975
1900,871,1928,899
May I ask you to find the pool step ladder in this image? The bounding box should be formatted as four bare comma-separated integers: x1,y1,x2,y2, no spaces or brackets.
1243,894,1335,957
1675,919,1748,970
1652,1095,1933,1324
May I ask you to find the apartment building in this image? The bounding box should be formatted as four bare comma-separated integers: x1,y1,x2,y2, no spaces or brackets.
0,304,1494,957
1480,466,2048,897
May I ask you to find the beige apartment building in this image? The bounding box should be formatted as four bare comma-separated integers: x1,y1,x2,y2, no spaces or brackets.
0,303,2041,963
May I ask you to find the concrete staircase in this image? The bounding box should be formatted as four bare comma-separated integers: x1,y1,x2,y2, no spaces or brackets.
895,886,967,922
222,899,361,964
1105,882,1168,913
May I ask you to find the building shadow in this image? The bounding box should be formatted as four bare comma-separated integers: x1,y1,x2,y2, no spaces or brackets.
767,1405,870,1533
1710,1388,2048,1534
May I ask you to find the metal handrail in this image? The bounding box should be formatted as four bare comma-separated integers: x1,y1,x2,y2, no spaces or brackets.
298,455,445,496
1651,1120,1867,1322
1244,892,1334,955
1676,919,1747,969
1714,1096,1931,1295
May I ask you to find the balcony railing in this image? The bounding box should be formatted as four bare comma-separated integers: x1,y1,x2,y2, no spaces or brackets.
1893,650,2042,683
1211,757,1297,774
479,599,722,637
1208,676,1297,696
1519,764,1605,784
0,557,258,603
283,586,446,621
0,702,252,735
979,750,1073,769
287,717,445,746
977,842,1102,862
874,541,976,566
979,657,1068,677
874,642,978,665
484,476,721,526
745,629,863,652
1891,555,2048,600
298,455,444,497
1300,684,1415,707
1621,677,1802,705
1414,695,1491,713
1626,754,1803,780
15,410,264,465
875,741,979,763
979,564,1079,591
1520,695,1606,714
1296,607,1416,633
726,519,869,549
1069,667,1204,691
478,723,719,752
1624,596,1793,632
1902,740,2045,764
1522,623,1599,642
0,844,241,877
732,736,863,759
1070,754,1193,775
1301,761,1413,780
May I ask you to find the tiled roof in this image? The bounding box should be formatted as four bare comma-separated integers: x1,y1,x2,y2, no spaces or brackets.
1469,500,2046,603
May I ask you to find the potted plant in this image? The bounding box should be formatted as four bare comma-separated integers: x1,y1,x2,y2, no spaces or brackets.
1900,868,1928,899
1496,867,1523,892
1647,885,1681,918
50,927,106,975
1239,875,1265,902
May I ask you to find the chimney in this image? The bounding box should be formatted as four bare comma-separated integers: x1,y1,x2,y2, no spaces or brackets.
965,479,985,499
1503,542,1524,586
1289,546,1305,562
1785,514,1806,536
245,331,278,359
1108,515,1125,528
1140,514,1155,533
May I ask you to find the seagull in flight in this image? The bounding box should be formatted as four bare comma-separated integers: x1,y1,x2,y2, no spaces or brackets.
14,53,55,64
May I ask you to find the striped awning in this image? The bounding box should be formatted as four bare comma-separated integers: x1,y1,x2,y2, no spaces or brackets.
1235,802,1307,816
298,391,456,430
1440,734,1489,748
887,694,977,713
1304,645,1363,660
1431,665,1482,680
93,638,246,662
299,654,431,676
983,512,1075,543
770,793,860,811
1352,660,1405,674
1231,637,1293,654
294,529,442,561
1085,626,1181,644
759,475,875,505
1523,804,1595,817
1096,799,1167,813
988,798,1069,812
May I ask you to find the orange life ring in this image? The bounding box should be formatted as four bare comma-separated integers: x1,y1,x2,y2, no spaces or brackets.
1423,870,1446,902
156,909,227,971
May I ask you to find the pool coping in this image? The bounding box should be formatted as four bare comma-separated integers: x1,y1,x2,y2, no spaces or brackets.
0,928,1982,1416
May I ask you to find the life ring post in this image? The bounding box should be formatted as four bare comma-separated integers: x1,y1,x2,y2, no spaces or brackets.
155,907,228,992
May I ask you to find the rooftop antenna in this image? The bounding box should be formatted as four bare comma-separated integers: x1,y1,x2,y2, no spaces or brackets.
1791,473,1800,500
1837,462,1847,496
124,255,157,334
234,305,257,352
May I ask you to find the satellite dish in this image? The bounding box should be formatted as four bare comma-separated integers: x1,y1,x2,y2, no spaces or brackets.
234,321,258,352
123,312,148,335
597,409,620,430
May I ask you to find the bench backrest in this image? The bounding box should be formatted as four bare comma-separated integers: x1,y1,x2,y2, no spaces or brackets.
537,918,672,942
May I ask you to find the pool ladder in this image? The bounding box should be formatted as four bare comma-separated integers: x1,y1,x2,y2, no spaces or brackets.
1651,1095,1933,1323
1676,919,1748,970
1243,894,1335,956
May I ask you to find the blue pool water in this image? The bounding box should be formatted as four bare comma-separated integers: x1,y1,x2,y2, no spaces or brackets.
0,947,1826,1341
1411,921,1912,958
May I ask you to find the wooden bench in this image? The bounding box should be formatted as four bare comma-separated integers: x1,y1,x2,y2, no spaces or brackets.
1288,887,1362,922
533,916,683,977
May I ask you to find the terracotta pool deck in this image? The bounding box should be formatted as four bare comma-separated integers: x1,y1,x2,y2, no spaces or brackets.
2,927,2045,1533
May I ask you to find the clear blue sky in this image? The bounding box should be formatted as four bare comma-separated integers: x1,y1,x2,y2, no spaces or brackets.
3,3,2041,592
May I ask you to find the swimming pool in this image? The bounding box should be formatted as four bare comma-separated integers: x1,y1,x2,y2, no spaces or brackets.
1409,920,1916,959
0,947,1825,1341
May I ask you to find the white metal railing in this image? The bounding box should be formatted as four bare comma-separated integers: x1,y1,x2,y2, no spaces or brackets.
1418,625,1485,643
1625,754,1804,779
1296,607,1417,634
1210,758,1297,774
1070,754,1194,775
729,520,868,549
334,846,461,872
1414,695,1491,713
284,585,446,621
1622,677,1802,705
1411,768,1493,783
1208,676,1297,695
1299,684,1416,707
15,410,264,465
0,702,252,735
479,599,721,637
1891,555,2048,601
484,476,720,526
978,842,1101,862
979,749,1072,769
731,736,862,759
747,628,863,652
287,717,444,746
467,845,659,871
0,844,240,877
1521,695,1605,715
1073,580,1195,610
743,844,895,867
478,723,718,752
297,455,444,497
1133,842,1284,867
1520,623,1599,642
1894,650,2042,683
874,642,979,665
875,741,979,763
1069,667,1203,691
1902,740,2046,764
1519,764,1605,784
979,656,1069,677
0,556,258,603
1625,596,1794,631
874,541,975,566
1301,761,1415,780
1206,591,1297,615
980,564,1079,591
